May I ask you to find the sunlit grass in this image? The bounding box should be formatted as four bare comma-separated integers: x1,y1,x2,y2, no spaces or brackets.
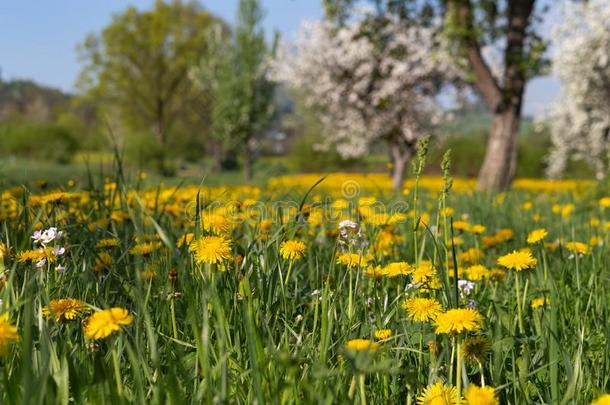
0,156,608,403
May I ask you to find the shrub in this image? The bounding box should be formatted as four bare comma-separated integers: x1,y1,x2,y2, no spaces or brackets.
0,122,80,164
124,133,176,176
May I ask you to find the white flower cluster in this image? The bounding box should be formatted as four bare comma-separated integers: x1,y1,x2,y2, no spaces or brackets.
337,220,368,251
272,12,458,159
31,227,67,271
543,0,610,179
31,227,63,246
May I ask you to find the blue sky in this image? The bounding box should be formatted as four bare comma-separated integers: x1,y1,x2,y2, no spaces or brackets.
0,0,557,116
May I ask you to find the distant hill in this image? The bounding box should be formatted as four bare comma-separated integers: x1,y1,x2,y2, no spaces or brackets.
0,79,70,122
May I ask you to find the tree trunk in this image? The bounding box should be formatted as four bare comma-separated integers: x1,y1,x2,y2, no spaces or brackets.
390,141,413,192
212,140,224,173
243,149,253,181
448,0,534,191
476,105,521,190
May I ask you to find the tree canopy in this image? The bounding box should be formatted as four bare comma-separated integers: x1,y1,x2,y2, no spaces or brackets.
77,0,218,149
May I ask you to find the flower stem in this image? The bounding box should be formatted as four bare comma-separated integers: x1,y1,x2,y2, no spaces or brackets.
284,260,294,289
170,294,178,339
111,345,123,397
515,273,524,334
348,375,356,399
456,337,463,405
358,373,367,405
348,268,354,320
418,323,424,384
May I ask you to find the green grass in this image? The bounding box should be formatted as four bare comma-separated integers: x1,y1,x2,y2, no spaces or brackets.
0,152,608,403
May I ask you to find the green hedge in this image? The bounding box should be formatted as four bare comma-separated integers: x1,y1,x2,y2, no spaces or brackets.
0,122,80,164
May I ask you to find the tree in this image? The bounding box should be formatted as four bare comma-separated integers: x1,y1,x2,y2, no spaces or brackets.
323,0,553,190
544,0,610,179
272,12,455,190
191,0,276,180
77,0,217,174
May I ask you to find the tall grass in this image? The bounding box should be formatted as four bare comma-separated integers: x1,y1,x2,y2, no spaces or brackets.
0,153,608,404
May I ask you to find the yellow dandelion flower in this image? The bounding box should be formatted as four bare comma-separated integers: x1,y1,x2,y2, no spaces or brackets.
374,329,393,340
565,241,590,255
466,265,489,281
458,248,484,264
129,242,161,256
364,266,385,279
43,299,90,321
589,236,602,247
451,236,465,246
0,242,8,260
331,199,348,210
84,308,134,340
140,270,156,281
441,207,455,217
375,228,401,256
488,268,506,281
417,382,459,405
16,248,53,264
96,238,120,249
497,250,537,271
259,218,273,231
435,308,483,335
403,297,443,322
600,197,610,208
176,233,194,248
531,297,550,309
358,196,377,207
189,236,232,267
464,385,498,405
336,252,370,268
0,314,20,354
279,240,306,261
453,221,471,232
94,251,113,272
483,228,514,248
470,224,486,234
203,213,231,235
462,336,491,364
345,339,379,353
544,241,559,251
527,228,548,244
383,262,412,277
590,394,610,405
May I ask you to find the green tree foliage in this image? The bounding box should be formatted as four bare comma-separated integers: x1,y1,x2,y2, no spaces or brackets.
192,0,276,180
77,0,218,173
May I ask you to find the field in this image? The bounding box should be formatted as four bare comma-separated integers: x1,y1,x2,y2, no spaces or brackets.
0,163,609,404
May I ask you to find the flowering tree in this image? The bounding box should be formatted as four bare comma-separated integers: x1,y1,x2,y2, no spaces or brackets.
272,13,455,191
544,0,610,179
323,1,561,190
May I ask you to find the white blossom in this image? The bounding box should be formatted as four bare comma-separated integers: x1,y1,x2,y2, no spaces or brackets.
543,0,610,179
272,12,458,160
53,246,66,256
458,279,475,296
31,227,64,246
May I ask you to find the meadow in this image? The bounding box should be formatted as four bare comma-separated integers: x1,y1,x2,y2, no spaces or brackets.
0,151,609,404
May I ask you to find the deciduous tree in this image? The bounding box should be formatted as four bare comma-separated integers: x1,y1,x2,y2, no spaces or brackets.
192,0,276,181
544,0,610,179
77,0,217,173
273,12,455,190
323,0,555,190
